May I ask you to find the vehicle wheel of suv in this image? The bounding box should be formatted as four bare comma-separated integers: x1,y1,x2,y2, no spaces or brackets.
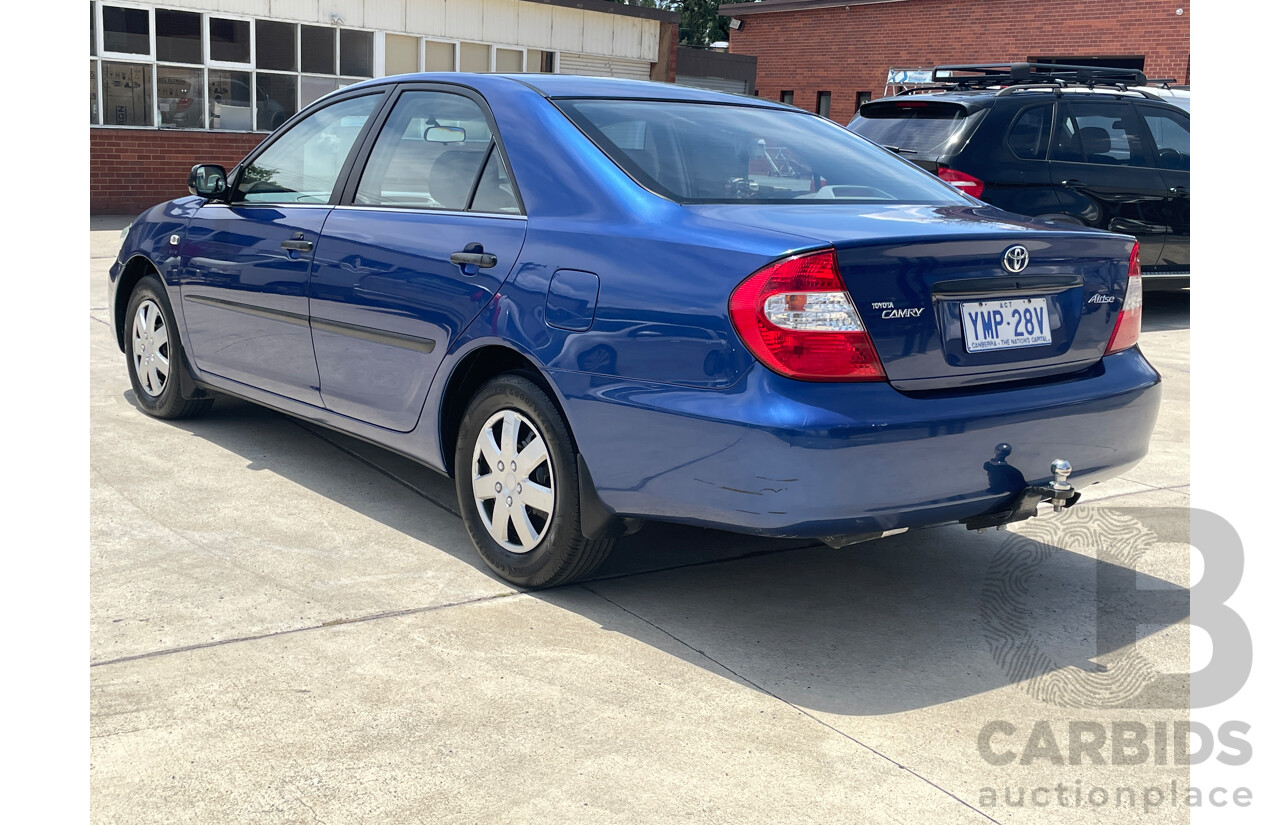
124,276,213,420
454,374,614,588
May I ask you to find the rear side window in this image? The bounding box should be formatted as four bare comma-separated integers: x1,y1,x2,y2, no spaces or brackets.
1052,101,1149,167
354,90,515,212
848,100,980,157
558,99,967,205
1006,104,1052,160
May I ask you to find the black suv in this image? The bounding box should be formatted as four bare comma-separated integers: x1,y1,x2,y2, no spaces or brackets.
848,63,1190,286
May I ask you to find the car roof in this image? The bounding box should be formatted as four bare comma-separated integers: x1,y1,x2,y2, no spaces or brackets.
863,87,1188,111
340,72,790,108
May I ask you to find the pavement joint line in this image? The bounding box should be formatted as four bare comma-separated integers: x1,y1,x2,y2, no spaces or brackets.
88,591,519,669
578,583,1003,824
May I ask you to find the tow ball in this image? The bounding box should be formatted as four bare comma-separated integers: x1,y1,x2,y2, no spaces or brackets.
963,458,1081,532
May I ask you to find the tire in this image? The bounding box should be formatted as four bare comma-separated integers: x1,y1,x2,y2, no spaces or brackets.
454,374,614,588
124,275,214,420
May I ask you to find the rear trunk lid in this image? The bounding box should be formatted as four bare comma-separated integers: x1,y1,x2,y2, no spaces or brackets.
692,203,1134,391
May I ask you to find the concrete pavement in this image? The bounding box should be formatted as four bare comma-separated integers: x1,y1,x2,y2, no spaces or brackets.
90,215,1192,824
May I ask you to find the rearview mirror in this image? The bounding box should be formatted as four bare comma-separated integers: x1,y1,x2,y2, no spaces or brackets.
425,126,466,144
188,164,228,199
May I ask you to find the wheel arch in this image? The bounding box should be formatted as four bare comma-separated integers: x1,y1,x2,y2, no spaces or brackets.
114,254,163,351
437,344,574,478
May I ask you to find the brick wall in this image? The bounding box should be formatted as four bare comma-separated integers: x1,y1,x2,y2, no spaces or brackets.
91,129,265,215
729,0,1190,124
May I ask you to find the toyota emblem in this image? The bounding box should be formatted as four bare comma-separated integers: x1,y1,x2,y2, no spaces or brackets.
1002,245,1029,273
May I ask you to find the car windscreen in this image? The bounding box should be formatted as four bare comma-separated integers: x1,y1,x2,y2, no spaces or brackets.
848,100,981,158
555,99,969,205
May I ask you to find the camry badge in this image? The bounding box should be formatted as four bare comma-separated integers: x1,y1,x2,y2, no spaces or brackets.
1002,245,1029,274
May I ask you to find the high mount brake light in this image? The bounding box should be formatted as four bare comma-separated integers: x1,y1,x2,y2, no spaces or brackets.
1105,243,1143,354
937,166,985,199
729,249,885,382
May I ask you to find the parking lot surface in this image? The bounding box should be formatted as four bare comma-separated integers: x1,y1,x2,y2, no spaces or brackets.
90,215,1191,824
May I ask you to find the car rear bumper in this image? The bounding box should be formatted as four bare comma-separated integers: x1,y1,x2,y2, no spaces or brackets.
550,347,1161,537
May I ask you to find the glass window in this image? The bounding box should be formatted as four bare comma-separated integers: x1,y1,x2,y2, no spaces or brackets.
471,151,521,214
255,72,298,131
300,76,340,108
1139,106,1190,171
1053,101,1149,167
780,91,793,105
355,91,493,210
90,3,97,56
237,93,381,204
558,99,969,205
157,66,204,128
156,9,201,64
849,101,980,157
208,69,252,130
459,42,489,73
256,20,296,72
817,92,831,118
495,49,522,73
301,26,335,74
209,17,250,64
102,61,153,126
1007,104,1051,160
425,41,455,72
90,60,99,123
339,30,373,77
385,34,419,75
103,5,150,55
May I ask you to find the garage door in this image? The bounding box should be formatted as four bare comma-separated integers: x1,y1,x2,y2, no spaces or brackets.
675,75,749,96
558,53,653,81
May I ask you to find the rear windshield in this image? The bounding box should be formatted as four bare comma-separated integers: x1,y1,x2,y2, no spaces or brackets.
848,100,981,157
555,99,968,205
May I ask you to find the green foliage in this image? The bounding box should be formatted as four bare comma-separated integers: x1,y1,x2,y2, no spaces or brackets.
603,0,763,48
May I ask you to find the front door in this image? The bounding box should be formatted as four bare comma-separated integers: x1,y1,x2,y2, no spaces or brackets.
309,88,527,432
1048,100,1169,269
179,92,384,403
1136,102,1191,271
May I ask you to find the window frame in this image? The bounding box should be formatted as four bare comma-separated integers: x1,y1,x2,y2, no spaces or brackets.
97,1,154,62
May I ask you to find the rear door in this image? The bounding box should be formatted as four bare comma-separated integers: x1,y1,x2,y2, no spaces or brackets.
180,92,384,404
308,87,527,432
1047,99,1168,268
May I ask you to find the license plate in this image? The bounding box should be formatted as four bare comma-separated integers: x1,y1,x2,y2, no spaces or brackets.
962,298,1052,353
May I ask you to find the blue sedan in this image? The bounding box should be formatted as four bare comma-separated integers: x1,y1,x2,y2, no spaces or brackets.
109,74,1160,587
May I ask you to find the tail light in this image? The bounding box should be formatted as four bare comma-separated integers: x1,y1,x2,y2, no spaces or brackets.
937,166,985,199
1105,243,1143,354
729,249,885,381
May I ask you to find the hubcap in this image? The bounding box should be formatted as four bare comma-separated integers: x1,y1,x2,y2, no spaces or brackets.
471,410,555,554
131,299,170,397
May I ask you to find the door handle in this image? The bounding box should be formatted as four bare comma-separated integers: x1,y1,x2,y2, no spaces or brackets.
281,239,314,253
1061,179,1088,189
450,250,498,269
1169,186,1190,197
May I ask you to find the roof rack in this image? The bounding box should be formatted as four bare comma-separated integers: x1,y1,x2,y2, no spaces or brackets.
930,62,1149,91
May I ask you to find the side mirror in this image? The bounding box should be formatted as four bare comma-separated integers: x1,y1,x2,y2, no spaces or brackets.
188,164,228,199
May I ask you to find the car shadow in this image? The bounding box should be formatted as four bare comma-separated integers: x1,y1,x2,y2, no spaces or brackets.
1141,288,1189,332
127,390,1189,717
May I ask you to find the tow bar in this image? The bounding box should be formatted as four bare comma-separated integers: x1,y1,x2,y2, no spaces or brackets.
963,458,1081,532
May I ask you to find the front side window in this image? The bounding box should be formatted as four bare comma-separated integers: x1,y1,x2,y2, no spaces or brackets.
1138,105,1190,171
355,91,501,211
236,93,381,204
1052,101,1149,167
560,99,968,204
